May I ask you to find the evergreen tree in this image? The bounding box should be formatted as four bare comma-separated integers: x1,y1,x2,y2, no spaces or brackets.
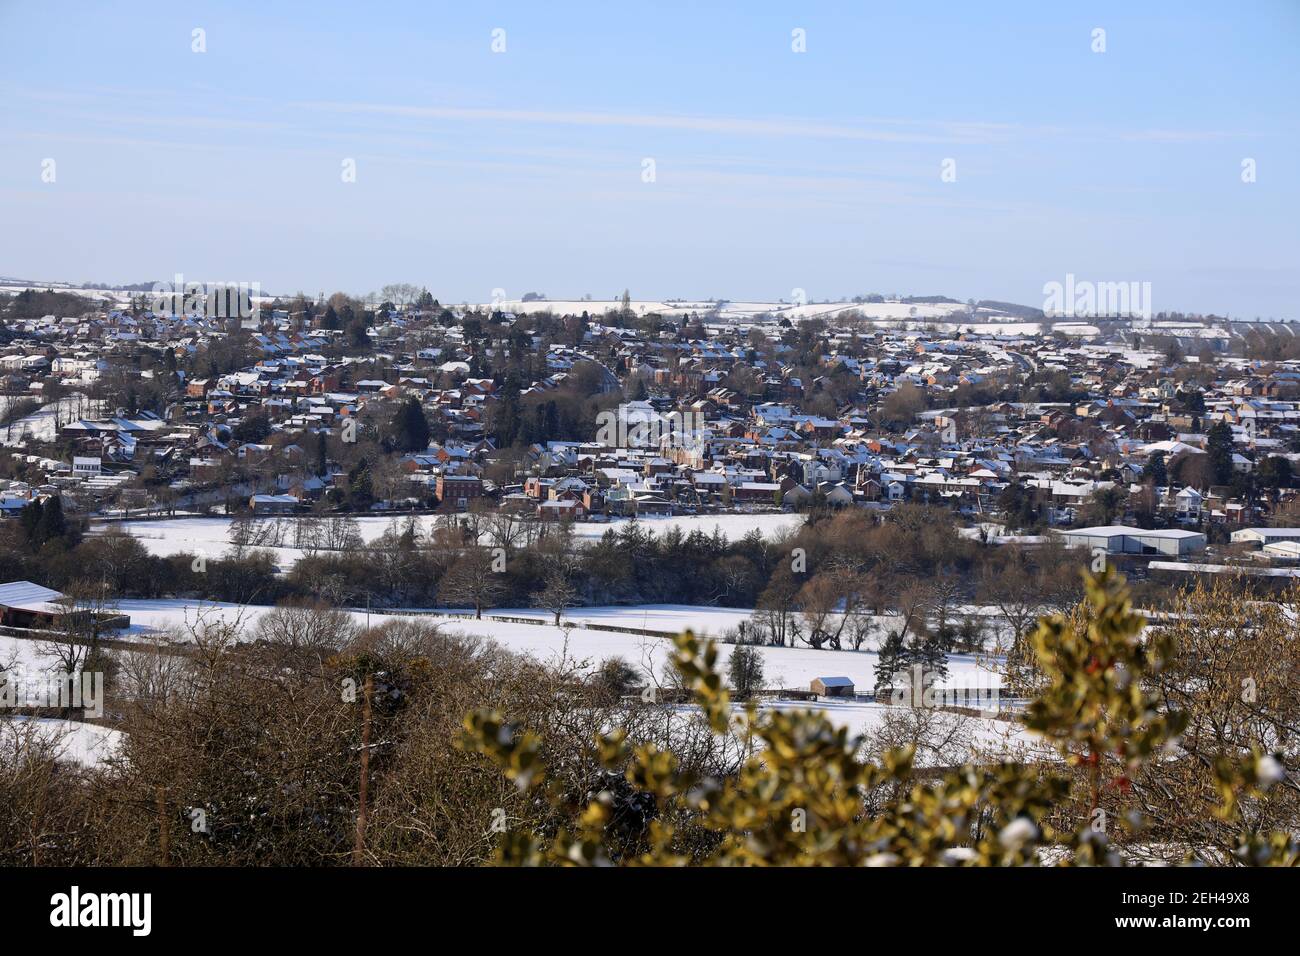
348,459,374,509
1178,389,1205,414
1259,455,1293,490
1207,421,1235,484
232,412,272,444
27,496,67,548
389,397,430,453
493,379,522,447
727,644,765,701
20,499,43,547
543,400,559,441
347,316,371,350
1142,451,1168,487
315,430,329,476
43,496,66,540
909,632,950,687
874,630,905,695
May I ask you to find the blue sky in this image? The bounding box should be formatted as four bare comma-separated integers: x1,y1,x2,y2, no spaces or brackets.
1,1,1297,316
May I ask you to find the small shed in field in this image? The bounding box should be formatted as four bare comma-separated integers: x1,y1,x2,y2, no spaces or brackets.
811,676,855,697
0,580,131,630
0,581,65,628
250,493,299,515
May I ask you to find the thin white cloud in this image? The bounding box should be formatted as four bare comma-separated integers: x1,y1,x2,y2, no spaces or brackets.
5,85,1246,148
292,99,1248,147
291,100,996,144
1118,129,1240,143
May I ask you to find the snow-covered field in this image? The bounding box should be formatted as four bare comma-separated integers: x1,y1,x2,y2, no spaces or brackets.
0,717,124,768
92,512,805,566
754,697,1031,758
0,632,56,675
104,596,1005,687
497,603,758,634
485,607,1003,699
3,596,1023,764
117,597,1007,712
476,299,1238,344
481,299,968,323
0,393,100,446
567,513,803,541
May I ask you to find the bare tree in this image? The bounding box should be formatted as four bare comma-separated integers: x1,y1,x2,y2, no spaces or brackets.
866,704,976,769
797,569,860,650
321,515,363,552
979,550,1045,691
483,511,526,553
533,562,579,626
927,567,965,650
437,546,505,619
40,578,119,678
253,600,358,670
890,576,933,646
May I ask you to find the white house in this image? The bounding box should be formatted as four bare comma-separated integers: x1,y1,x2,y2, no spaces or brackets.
71,456,102,478
1175,486,1202,519
1231,527,1300,548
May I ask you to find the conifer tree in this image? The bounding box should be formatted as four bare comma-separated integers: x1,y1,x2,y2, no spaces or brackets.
389,397,430,453
910,631,950,686
20,499,43,547
874,630,905,694
1207,420,1235,484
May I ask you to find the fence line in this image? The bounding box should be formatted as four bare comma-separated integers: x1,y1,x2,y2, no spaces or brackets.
0,624,193,658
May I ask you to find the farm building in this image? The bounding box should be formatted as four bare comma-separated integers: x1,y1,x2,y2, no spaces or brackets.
1230,527,1300,548
1262,540,1300,560
0,581,130,630
1057,525,1206,557
0,581,65,628
810,676,855,698
250,493,299,515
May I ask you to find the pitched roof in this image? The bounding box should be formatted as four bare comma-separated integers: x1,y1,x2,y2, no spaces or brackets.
0,580,64,612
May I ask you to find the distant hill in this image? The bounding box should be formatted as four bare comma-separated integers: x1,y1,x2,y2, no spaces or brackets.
0,275,82,290
0,275,155,293
977,299,1046,320
85,280,162,292
899,295,963,305
1,276,279,296
0,287,97,319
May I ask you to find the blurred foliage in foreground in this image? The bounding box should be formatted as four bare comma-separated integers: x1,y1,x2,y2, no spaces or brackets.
461,570,1297,866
